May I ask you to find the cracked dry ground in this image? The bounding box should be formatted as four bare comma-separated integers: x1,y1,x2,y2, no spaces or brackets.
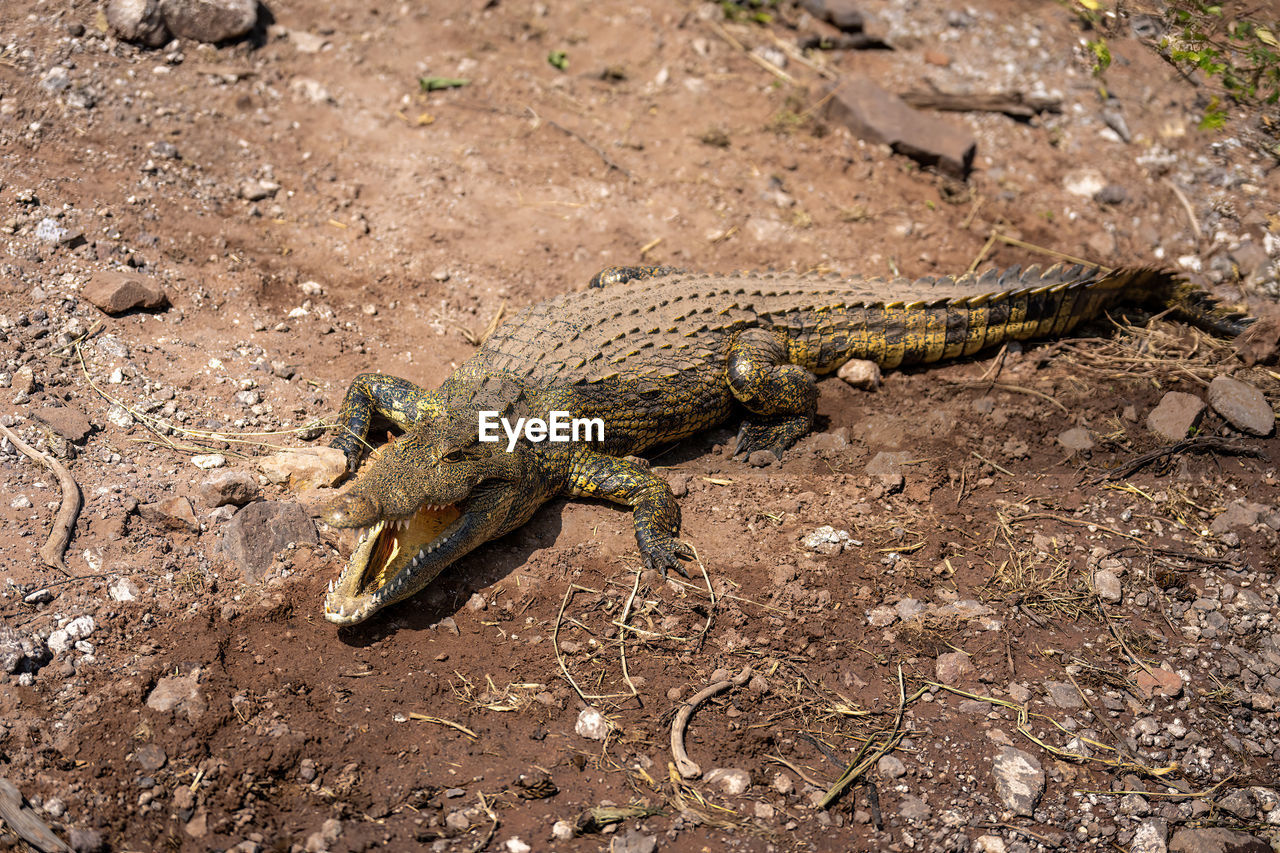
2,0,1280,850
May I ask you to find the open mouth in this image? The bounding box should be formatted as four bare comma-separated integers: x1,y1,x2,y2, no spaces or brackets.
324,502,463,625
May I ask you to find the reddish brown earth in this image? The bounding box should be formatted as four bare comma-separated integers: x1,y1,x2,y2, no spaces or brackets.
1,0,1279,851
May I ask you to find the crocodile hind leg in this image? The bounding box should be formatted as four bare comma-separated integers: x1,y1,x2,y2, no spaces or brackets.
331,373,441,472
726,327,819,458
567,449,693,576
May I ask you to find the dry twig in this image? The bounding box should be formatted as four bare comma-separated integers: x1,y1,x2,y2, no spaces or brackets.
0,425,81,573
671,667,753,778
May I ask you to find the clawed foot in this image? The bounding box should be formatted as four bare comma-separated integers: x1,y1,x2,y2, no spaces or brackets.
733,417,810,459
640,535,694,578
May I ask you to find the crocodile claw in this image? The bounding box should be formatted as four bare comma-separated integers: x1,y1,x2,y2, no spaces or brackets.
641,536,694,579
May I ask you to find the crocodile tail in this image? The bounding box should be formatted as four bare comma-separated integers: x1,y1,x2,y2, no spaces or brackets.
823,265,1250,371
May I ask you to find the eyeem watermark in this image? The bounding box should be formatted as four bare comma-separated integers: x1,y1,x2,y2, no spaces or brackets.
478,411,604,452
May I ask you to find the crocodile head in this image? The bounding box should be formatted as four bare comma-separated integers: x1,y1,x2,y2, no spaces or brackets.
316,409,531,625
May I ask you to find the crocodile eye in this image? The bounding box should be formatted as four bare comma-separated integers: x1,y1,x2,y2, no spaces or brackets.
441,450,467,464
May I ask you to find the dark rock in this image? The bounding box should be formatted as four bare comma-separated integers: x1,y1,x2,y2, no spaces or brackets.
82,271,168,315
1044,680,1083,709
1168,828,1271,853
823,75,976,178
106,0,171,46
146,669,206,720
866,450,909,490
218,501,317,580
159,0,258,43
1094,184,1129,205
1234,312,1280,366
1210,501,1265,534
935,651,974,685
33,405,93,442
1056,427,1093,453
1146,392,1204,441
1207,376,1274,436
747,449,777,467
800,0,864,31
198,469,260,508
611,829,657,853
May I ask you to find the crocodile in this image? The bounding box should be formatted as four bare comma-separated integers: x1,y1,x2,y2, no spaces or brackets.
316,264,1247,625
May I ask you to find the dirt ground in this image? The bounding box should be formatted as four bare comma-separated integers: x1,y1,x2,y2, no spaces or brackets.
1,0,1279,850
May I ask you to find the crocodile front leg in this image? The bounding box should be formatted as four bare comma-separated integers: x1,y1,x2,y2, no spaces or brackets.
567,449,693,576
726,327,818,458
330,373,442,472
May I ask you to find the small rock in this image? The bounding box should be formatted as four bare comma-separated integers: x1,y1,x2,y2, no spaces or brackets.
935,651,974,685
444,811,471,832
82,271,168,315
198,469,260,508
1095,184,1129,205
134,742,167,771
13,366,37,395
704,767,751,796
106,0,170,46
159,0,258,43
747,449,777,467
1064,169,1107,198
575,706,609,740
109,577,140,602
47,615,95,655
550,821,574,841
1216,789,1257,820
147,669,206,719
975,836,1007,853
1168,828,1271,853
800,0,864,31
1207,376,1274,436
1146,392,1205,442
822,75,975,178
504,838,532,853
1095,569,1122,602
140,495,199,532
1211,501,1264,534
217,501,318,581
772,773,794,795
838,358,881,389
991,746,1044,816
1057,427,1094,453
69,827,107,853
802,525,850,555
867,605,896,627
1135,667,1182,699
289,30,327,53
897,794,932,822
877,754,906,779
1133,823,1175,853
33,405,93,443
191,453,226,469
866,450,910,491
38,69,72,95
1044,681,1083,709
259,447,346,490
239,179,279,201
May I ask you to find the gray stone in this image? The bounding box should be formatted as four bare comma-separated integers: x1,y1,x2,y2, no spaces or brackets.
1044,681,1083,709
1056,427,1094,453
822,75,976,178
1146,392,1205,441
198,469,260,508
106,0,170,46
134,742,167,772
935,651,974,685
83,271,168,315
800,0,864,31
1131,818,1168,853
159,0,258,43
1208,376,1274,436
1095,569,1122,602
896,794,932,822
33,405,93,442
704,767,751,795
1216,789,1257,820
217,501,317,580
991,746,1044,816
1211,501,1265,534
877,754,906,778
610,829,657,853
1168,828,1271,853
747,449,777,467
802,525,851,555
69,827,107,853
1094,184,1129,205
